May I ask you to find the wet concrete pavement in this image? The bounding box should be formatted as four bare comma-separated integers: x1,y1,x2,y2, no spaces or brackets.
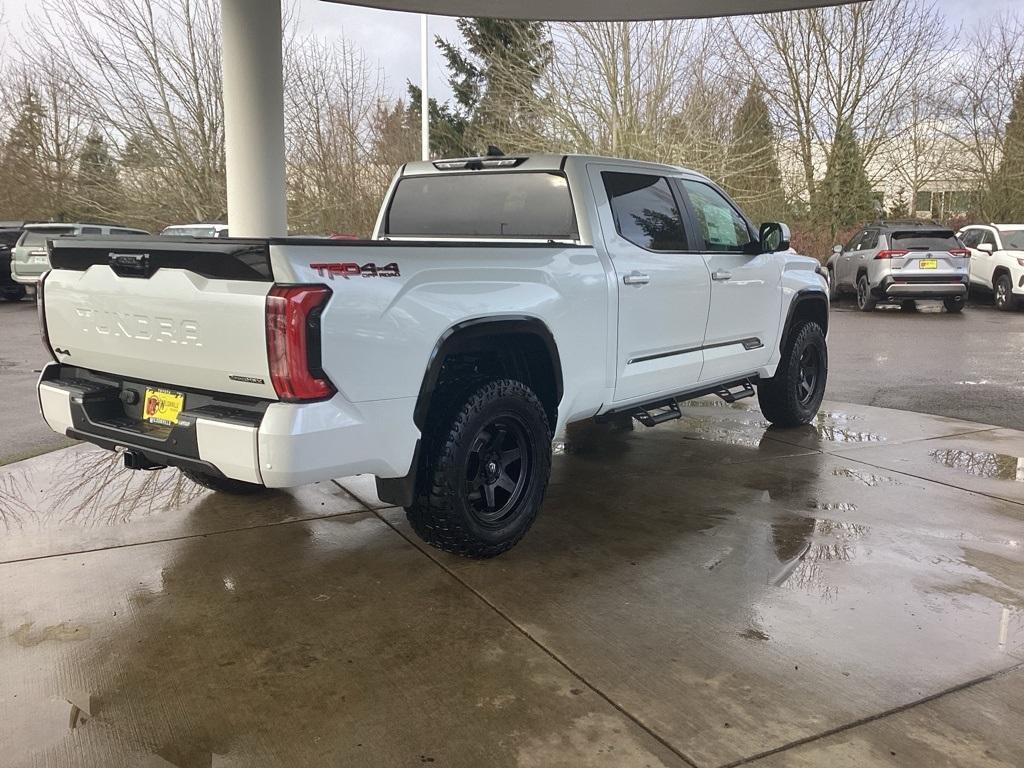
3,400,1023,767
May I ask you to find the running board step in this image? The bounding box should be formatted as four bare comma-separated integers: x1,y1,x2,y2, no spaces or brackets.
714,381,756,404
631,399,681,427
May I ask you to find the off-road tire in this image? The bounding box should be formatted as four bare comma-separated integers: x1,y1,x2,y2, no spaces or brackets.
181,468,267,495
943,295,965,314
856,275,876,312
757,321,827,428
407,378,552,558
994,274,1017,311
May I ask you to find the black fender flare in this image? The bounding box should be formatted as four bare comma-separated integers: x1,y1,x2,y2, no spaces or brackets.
780,289,829,352
412,314,563,430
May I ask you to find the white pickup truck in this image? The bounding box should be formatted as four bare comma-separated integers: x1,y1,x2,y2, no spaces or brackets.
37,154,829,556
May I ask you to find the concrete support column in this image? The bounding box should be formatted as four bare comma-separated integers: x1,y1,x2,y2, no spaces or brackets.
222,0,288,237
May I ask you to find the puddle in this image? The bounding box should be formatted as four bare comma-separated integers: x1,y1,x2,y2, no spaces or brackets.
770,516,870,600
929,449,1024,482
832,468,902,486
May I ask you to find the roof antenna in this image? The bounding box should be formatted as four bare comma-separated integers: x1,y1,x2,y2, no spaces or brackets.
486,145,505,157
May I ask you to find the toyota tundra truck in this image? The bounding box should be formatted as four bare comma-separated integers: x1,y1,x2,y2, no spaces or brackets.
36,154,829,557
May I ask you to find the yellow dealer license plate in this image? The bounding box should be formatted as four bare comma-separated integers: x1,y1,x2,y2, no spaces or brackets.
919,259,937,269
143,388,184,426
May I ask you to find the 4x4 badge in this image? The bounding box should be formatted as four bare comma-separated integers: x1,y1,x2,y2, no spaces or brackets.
309,262,400,280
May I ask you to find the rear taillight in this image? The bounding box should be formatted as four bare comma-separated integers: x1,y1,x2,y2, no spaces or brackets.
37,270,57,362
875,249,909,260
948,248,970,258
265,284,335,402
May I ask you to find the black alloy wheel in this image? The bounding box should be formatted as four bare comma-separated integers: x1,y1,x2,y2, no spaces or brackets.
465,415,531,526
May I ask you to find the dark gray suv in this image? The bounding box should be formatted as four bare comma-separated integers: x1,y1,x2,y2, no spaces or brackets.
826,221,970,313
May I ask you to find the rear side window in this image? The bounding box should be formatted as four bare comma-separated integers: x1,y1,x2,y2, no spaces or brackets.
860,230,879,249
679,180,753,252
386,172,577,239
890,230,960,250
603,172,689,251
19,228,73,248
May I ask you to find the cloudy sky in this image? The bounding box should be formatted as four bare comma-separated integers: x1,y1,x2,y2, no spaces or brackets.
1,0,1021,105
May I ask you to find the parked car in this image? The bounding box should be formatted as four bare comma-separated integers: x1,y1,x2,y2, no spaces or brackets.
0,222,28,301
36,153,828,557
160,223,230,238
11,222,150,288
826,220,970,313
956,224,1024,311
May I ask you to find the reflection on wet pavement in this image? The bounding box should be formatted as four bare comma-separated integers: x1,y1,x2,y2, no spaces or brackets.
4,400,1024,768
930,448,1024,482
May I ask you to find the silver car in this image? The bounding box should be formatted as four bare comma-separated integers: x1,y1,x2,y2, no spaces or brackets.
826,222,970,313
11,222,149,287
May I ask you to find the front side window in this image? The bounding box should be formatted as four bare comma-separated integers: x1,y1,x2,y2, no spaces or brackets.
959,229,981,248
602,172,689,251
844,230,867,252
680,180,753,252
386,172,577,239
979,229,997,248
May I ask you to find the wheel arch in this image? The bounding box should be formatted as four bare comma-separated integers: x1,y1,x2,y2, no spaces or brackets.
993,265,1012,288
413,315,563,431
780,289,829,351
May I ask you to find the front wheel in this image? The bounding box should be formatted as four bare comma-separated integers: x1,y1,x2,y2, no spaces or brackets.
827,267,838,301
757,321,828,428
407,379,552,558
180,468,267,495
943,295,965,314
994,274,1017,311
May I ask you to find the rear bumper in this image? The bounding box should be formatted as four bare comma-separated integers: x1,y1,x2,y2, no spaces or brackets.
879,276,968,299
38,363,419,488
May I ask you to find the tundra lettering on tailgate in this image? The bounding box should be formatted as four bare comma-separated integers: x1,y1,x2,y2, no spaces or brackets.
74,307,202,346
309,262,401,280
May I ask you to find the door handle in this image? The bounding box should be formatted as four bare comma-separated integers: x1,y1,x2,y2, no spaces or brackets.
711,270,732,281
623,272,650,285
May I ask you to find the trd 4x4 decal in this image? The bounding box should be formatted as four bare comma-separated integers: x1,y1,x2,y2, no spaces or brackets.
309,262,400,280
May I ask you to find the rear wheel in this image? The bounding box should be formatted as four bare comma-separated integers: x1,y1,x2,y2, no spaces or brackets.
856,275,876,312
1,284,26,301
943,295,965,313
407,378,552,558
180,468,267,495
994,274,1017,311
757,321,827,427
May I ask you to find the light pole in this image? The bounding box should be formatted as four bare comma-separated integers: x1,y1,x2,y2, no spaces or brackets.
420,14,430,161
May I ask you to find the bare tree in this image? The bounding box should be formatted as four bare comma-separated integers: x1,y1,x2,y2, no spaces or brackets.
729,0,948,211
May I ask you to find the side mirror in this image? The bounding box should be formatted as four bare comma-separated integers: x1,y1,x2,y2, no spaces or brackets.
977,242,994,254
832,244,843,254
759,222,791,253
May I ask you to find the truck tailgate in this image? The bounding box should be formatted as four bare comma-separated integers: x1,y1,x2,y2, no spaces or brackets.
44,237,278,400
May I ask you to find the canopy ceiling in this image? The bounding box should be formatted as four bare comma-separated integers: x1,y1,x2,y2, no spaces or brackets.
324,0,858,21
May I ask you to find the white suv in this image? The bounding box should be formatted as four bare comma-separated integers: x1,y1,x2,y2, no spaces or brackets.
957,224,1024,311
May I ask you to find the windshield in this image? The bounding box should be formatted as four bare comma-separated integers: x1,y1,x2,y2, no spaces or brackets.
19,227,74,248
1001,231,1024,250
386,172,578,239
889,230,959,250
161,226,221,238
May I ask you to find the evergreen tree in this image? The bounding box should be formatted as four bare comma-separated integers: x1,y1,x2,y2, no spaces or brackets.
0,86,48,219
888,187,910,218
816,122,877,236
435,18,551,154
724,81,786,224
406,83,470,158
74,128,121,223
988,76,1024,221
